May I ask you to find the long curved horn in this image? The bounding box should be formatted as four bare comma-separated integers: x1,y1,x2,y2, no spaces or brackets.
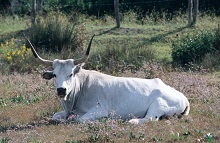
74,34,95,65
23,33,53,64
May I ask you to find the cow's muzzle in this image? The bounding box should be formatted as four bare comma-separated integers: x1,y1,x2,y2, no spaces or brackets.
57,88,66,98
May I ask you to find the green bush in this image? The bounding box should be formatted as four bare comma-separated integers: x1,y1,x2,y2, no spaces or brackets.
0,38,34,73
213,25,220,51
200,26,220,70
28,12,86,55
171,31,215,67
87,39,156,74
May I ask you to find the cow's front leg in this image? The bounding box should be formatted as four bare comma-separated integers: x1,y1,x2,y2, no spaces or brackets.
66,114,82,122
66,109,108,123
52,111,68,122
79,107,108,122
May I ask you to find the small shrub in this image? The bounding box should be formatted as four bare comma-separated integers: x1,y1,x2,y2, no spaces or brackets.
201,52,220,71
129,131,136,141
128,131,145,141
28,12,86,56
201,27,220,70
172,30,215,67
10,94,24,103
89,134,100,142
152,136,163,142
122,10,138,24
93,14,115,26
0,38,34,73
171,133,180,142
88,39,156,74
1,136,9,143
0,98,6,108
213,24,220,51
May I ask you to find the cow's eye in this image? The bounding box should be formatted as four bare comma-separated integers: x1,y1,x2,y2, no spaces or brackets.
69,73,73,77
53,74,56,78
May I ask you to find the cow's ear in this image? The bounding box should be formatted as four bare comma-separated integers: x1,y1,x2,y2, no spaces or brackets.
42,71,53,80
73,65,81,75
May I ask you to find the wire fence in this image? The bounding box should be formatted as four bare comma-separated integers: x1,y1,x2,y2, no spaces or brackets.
95,0,180,6
1,0,218,16
0,0,186,16
0,0,181,7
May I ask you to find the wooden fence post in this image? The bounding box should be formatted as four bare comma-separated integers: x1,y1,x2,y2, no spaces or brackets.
188,0,199,27
31,0,36,26
38,0,43,15
188,0,193,26
114,0,120,28
192,0,199,25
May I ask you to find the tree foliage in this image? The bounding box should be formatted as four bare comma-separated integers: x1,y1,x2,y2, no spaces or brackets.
1,0,219,16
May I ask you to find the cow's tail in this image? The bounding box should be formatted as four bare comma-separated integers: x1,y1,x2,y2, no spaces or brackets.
181,100,190,115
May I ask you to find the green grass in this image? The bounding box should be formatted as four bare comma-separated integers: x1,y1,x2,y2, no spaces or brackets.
1,12,219,69
0,12,220,142
86,13,220,68
0,15,27,35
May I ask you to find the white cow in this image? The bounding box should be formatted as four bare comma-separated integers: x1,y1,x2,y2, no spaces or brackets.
26,34,190,124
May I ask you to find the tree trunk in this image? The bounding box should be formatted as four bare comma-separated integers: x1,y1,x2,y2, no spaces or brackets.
31,0,36,26
114,0,120,28
10,0,19,15
38,0,43,15
188,0,193,26
192,0,199,25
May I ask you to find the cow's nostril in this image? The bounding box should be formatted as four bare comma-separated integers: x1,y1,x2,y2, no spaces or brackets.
57,88,66,96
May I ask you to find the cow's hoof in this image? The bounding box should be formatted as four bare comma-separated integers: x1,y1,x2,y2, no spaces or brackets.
48,118,62,124
67,114,77,120
67,114,80,122
128,119,140,124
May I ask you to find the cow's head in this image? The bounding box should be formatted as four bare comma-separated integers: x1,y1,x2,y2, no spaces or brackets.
26,34,95,99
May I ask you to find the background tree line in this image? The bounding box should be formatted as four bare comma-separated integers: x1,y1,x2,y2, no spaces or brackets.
0,0,219,16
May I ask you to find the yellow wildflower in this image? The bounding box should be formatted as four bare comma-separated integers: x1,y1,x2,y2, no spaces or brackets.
27,48,31,53
7,56,12,61
17,50,21,55
22,44,26,50
21,45,26,52
10,38,15,45
5,41,9,46
0,43,3,47
12,51,16,55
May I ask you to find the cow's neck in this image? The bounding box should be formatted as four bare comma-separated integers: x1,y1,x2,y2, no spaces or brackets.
61,69,87,115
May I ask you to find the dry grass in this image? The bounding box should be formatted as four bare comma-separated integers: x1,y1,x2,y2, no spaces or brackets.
0,65,219,142
1,10,220,143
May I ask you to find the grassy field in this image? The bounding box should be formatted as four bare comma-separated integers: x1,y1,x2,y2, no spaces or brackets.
0,12,220,142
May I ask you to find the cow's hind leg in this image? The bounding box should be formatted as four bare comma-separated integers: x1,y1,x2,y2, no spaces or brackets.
129,98,167,124
128,115,153,124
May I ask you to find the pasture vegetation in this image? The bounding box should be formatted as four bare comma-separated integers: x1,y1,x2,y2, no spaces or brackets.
0,15,27,35
0,10,220,142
